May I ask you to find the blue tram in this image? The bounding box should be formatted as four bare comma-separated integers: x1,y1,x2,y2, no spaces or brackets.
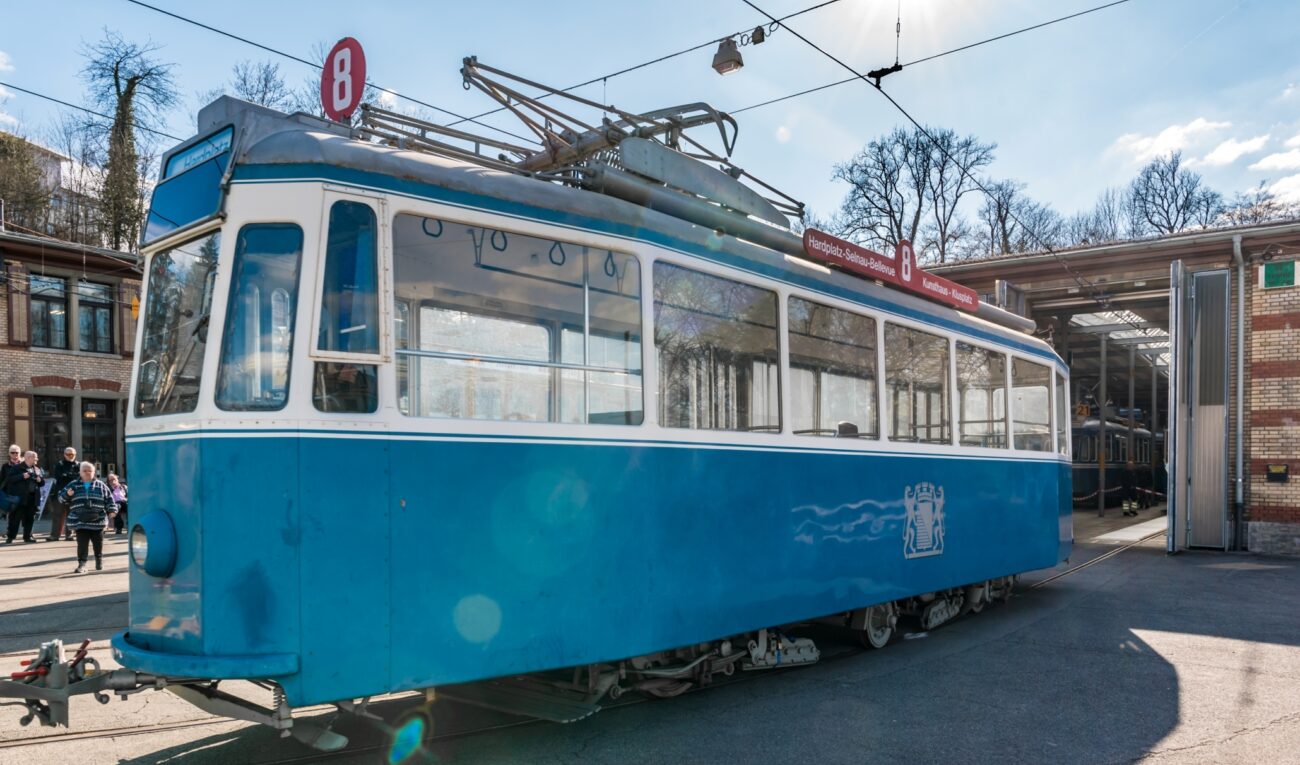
1071,418,1161,507
5,63,1072,748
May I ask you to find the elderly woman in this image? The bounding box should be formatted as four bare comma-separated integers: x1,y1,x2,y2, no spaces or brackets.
106,473,128,534
64,462,117,573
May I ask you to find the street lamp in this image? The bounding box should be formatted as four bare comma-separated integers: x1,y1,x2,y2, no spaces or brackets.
712,38,743,75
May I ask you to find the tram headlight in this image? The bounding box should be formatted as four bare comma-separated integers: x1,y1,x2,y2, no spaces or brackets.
130,511,178,578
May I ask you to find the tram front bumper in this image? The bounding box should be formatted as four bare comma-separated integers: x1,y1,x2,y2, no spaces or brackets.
111,631,299,679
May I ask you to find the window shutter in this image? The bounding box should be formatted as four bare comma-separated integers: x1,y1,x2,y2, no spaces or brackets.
6,261,29,347
119,282,140,358
7,393,33,453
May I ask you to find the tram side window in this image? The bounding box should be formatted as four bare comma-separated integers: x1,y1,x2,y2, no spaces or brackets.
956,342,1006,448
654,263,779,432
216,224,304,411
314,201,380,413
884,323,950,444
1011,358,1051,451
391,214,643,424
1055,372,1068,456
787,297,877,438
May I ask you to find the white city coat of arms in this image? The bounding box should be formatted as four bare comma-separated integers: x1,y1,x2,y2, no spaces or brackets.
903,482,945,559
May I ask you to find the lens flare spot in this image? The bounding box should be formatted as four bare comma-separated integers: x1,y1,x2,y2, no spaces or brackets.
453,594,502,644
388,714,426,764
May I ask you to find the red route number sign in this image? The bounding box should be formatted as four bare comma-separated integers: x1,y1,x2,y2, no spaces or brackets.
320,37,366,122
801,229,978,313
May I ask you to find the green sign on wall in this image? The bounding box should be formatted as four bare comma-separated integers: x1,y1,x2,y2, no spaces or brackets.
1262,260,1297,289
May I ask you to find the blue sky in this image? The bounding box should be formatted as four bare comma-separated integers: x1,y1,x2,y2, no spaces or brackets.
2,0,1298,221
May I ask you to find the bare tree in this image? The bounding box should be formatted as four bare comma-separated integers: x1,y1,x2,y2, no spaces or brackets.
0,131,47,232
81,30,178,251
1219,181,1299,226
923,128,994,263
974,179,1062,257
1063,187,1131,246
42,113,107,246
831,127,932,252
1128,151,1223,235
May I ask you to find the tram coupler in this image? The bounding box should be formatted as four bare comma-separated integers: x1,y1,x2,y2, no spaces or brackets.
0,638,171,728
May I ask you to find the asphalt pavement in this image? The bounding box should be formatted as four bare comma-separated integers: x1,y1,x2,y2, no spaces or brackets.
2,508,1299,765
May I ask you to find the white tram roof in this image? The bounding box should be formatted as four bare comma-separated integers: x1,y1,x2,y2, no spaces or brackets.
177,97,1061,364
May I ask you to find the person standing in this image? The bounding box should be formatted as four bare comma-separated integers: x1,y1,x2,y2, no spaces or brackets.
47,447,80,542
106,473,128,534
0,446,24,523
65,462,116,573
3,451,46,543
1120,460,1139,517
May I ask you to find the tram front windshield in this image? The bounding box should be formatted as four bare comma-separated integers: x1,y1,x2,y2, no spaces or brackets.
135,230,221,417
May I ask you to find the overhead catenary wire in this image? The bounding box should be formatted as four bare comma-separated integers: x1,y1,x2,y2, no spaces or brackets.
120,0,535,144
445,0,849,129
732,0,1132,115
0,81,184,142
737,0,1140,331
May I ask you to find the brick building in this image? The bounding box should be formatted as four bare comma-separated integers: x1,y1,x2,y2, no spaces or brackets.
932,220,1300,556
1,228,140,478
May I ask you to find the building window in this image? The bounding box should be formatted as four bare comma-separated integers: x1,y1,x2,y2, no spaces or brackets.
77,282,115,353
788,297,877,438
884,323,951,444
30,275,68,349
654,262,779,432
956,342,1007,448
392,214,643,424
33,396,71,470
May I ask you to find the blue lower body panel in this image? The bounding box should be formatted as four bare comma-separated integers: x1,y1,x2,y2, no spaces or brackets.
124,434,1071,706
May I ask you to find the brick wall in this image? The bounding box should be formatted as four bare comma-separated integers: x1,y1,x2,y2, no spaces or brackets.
1,258,138,476
1245,262,1300,555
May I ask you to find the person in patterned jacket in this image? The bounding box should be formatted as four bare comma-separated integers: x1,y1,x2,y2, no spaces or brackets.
63,462,117,574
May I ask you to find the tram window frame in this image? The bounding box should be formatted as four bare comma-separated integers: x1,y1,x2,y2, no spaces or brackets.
883,322,951,445
787,296,878,439
215,223,305,412
1055,372,1069,456
391,212,644,425
314,199,383,360
1010,356,1052,452
654,261,781,433
955,341,1008,449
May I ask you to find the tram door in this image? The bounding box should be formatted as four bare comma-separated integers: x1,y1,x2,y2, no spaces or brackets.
1168,263,1231,550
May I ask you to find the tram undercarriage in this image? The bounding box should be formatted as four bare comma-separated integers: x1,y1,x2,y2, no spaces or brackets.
0,576,1018,751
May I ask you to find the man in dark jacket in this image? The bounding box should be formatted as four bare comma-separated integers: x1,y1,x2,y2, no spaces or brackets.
0,445,23,520
3,451,45,543
47,447,80,542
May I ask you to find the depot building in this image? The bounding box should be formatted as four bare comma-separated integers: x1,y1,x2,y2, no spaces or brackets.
931,219,1300,557
1,229,141,478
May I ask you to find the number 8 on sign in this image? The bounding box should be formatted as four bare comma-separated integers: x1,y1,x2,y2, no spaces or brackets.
320,37,366,122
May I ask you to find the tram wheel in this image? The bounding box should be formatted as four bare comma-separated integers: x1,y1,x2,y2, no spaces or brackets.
643,680,693,699
857,604,895,649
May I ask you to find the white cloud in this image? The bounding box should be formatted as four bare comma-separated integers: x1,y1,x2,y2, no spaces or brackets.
1268,174,1300,203
1198,134,1269,166
0,50,13,73
1283,83,1297,100
377,89,397,108
0,84,17,128
1110,117,1231,163
1250,150,1300,172
775,125,791,143
1286,133,1300,149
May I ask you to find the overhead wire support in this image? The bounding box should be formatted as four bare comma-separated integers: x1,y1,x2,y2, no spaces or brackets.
444,0,849,129
737,0,1133,325
732,0,1132,114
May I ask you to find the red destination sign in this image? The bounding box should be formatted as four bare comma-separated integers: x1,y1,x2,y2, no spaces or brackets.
895,240,980,313
802,229,899,283
801,229,978,314
320,37,367,122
